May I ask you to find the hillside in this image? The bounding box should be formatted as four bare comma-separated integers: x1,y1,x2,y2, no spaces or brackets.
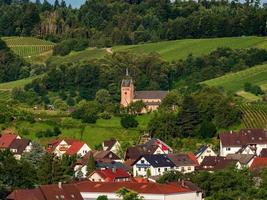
202,63,267,94
2,37,55,64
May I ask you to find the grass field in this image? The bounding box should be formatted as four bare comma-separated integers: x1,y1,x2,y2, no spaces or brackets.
113,36,267,61
0,76,41,91
203,63,267,94
2,37,55,64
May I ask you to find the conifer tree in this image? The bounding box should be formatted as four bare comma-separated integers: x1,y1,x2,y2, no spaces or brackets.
86,154,96,176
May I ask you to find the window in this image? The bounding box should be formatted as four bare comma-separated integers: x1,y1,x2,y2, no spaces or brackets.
158,168,161,172
141,160,145,164
138,167,141,171
164,168,168,171
226,147,231,151
188,167,191,170
207,150,211,153
181,167,185,172
124,92,127,95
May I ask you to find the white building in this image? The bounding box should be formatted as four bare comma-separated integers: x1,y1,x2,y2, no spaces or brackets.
102,138,121,155
132,154,175,177
195,145,217,164
220,129,267,157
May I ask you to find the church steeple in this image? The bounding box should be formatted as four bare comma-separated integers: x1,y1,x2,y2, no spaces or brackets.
121,68,134,107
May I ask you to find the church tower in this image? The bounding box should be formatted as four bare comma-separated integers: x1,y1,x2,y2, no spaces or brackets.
121,69,134,107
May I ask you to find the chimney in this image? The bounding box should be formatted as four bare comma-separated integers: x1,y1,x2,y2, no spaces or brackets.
112,167,116,173
58,182,62,189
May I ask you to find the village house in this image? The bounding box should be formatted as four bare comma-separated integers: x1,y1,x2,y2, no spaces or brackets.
76,181,203,200
7,183,83,200
47,139,91,157
0,133,21,150
88,168,130,182
121,75,168,112
199,156,235,172
102,138,121,155
250,157,267,171
220,129,267,157
226,154,255,169
167,153,199,174
74,150,122,178
132,154,175,177
195,145,217,164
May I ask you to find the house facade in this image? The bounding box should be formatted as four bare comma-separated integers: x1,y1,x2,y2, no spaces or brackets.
88,168,130,182
195,145,217,164
167,154,198,174
102,138,121,155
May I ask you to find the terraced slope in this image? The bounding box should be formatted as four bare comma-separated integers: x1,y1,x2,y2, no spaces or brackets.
2,37,55,64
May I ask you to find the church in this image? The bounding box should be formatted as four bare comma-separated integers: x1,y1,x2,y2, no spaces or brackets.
120,75,168,112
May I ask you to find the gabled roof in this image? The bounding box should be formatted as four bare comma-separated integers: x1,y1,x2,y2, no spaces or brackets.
97,161,130,171
76,181,193,194
125,145,159,160
0,133,18,149
90,169,130,182
135,154,175,168
134,91,168,100
9,139,31,155
145,138,173,152
220,129,267,147
103,138,117,151
7,184,83,200
250,157,267,170
200,156,235,171
195,145,208,157
66,141,86,156
226,154,254,165
167,153,197,167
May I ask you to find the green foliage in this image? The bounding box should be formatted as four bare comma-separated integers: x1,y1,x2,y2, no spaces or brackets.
124,100,145,115
117,188,144,200
97,196,108,200
72,101,100,123
120,115,139,129
244,82,264,96
198,121,217,139
157,171,185,184
53,38,89,56
86,154,96,176
160,90,182,111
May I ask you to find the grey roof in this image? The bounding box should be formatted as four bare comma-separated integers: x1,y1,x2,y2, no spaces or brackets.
138,154,175,168
9,139,30,155
195,145,208,157
167,154,196,166
97,161,129,171
121,79,133,87
226,154,254,165
134,91,168,100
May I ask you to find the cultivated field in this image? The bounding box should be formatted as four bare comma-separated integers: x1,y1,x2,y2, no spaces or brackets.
2,37,55,64
203,63,267,94
240,103,267,129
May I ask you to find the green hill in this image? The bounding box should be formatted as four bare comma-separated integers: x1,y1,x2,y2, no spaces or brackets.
113,36,267,61
202,63,267,94
2,37,55,64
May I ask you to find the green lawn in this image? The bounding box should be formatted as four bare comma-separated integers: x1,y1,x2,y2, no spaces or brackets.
113,36,267,61
0,76,41,90
203,63,267,93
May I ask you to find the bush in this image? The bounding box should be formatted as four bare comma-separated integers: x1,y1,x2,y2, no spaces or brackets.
99,112,112,120
120,115,139,129
53,38,89,56
244,82,264,96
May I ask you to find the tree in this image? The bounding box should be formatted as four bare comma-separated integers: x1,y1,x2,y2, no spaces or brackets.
86,154,96,176
97,196,109,200
126,101,145,115
177,96,201,137
117,188,144,200
22,140,45,168
120,115,139,129
198,120,217,139
160,90,182,111
72,101,100,123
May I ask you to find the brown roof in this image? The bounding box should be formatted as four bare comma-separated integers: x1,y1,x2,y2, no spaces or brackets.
103,138,117,151
7,184,83,200
9,139,31,155
134,91,168,100
226,154,254,165
199,156,235,171
167,154,196,167
260,148,267,157
0,134,18,149
125,145,159,160
121,79,133,87
220,129,267,147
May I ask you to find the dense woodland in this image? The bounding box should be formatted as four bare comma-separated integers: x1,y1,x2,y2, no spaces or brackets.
0,0,267,47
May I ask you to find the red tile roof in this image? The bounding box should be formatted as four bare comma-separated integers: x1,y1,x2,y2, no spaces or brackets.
188,152,199,166
66,141,86,156
90,169,130,182
0,133,18,149
76,181,194,194
250,157,267,170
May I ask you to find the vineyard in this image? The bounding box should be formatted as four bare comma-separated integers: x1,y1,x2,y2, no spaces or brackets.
1,37,55,63
240,103,267,129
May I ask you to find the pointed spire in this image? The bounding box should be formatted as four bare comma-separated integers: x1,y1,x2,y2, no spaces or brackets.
126,68,129,77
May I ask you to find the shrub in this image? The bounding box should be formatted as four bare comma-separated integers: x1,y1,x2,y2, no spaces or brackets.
99,112,112,120
120,115,139,129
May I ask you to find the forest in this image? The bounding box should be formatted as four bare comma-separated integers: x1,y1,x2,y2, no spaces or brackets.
0,0,267,47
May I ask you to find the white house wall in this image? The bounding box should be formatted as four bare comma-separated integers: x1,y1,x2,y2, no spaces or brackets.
77,144,91,157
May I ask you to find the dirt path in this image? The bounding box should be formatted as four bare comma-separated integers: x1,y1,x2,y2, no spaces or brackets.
105,48,113,54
